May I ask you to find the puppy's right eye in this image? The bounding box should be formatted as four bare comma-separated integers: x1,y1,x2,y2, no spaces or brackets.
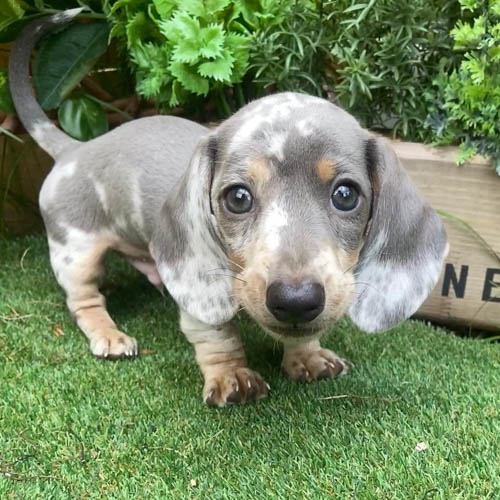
224,186,253,214
331,183,359,212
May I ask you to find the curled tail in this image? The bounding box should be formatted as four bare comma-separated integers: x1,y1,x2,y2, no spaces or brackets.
8,8,83,159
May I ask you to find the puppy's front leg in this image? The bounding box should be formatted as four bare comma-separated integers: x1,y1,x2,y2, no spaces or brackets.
180,311,269,407
281,339,351,382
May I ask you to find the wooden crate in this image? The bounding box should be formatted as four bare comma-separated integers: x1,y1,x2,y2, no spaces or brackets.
392,141,500,331
0,135,52,235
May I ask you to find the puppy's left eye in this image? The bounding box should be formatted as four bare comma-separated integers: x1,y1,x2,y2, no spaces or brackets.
224,186,253,214
331,183,359,211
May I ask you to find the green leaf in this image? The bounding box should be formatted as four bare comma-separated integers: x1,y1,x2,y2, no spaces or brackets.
33,21,110,111
58,95,109,141
0,0,24,32
109,21,126,42
0,70,14,114
153,0,176,19
224,33,249,81
130,42,171,97
491,0,500,17
169,79,182,106
456,142,477,165
160,11,200,43
205,0,231,14
110,0,151,15
199,25,224,59
239,0,263,28
343,3,369,13
178,0,204,16
198,48,234,81
172,38,202,63
452,17,485,48
177,0,230,18
126,11,157,47
169,61,209,95
458,0,476,12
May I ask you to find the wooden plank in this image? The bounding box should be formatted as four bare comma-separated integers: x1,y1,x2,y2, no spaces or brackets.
0,135,52,235
392,141,500,331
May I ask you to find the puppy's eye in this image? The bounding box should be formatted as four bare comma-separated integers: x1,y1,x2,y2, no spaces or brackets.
224,186,253,214
331,183,359,211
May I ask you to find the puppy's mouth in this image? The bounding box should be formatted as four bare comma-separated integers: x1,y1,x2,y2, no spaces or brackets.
262,320,326,339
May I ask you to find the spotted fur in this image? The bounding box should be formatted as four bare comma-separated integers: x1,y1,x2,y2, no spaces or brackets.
10,11,447,406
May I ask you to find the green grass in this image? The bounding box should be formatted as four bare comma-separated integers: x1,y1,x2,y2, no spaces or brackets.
1,235,499,499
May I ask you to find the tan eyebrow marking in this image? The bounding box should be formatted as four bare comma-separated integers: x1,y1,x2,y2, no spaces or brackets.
316,159,337,183
248,157,271,187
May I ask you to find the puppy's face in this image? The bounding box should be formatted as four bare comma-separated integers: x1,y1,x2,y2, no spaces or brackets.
158,92,446,334
210,94,374,339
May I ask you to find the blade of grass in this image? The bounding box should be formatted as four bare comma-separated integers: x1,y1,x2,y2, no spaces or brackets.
0,127,23,143
85,94,133,121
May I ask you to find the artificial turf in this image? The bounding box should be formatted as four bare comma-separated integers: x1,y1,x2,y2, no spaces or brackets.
0,234,499,499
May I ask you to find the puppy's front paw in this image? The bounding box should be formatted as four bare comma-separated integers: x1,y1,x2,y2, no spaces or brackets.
203,367,270,407
282,348,351,382
89,329,138,359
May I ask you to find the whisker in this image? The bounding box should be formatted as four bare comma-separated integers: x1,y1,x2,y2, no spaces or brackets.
344,280,381,294
342,263,356,275
206,273,248,284
206,267,242,276
353,281,381,293
226,258,244,272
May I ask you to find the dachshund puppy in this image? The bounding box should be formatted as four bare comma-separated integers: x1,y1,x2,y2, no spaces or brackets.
9,10,447,406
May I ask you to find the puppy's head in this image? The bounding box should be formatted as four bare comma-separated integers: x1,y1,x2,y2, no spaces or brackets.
156,93,447,338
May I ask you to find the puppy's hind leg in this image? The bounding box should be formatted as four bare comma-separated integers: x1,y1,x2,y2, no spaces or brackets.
48,232,138,359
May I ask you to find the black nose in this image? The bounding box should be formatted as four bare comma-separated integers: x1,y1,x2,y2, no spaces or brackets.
266,281,325,323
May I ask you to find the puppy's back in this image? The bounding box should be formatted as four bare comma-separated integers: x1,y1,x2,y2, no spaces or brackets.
40,116,207,248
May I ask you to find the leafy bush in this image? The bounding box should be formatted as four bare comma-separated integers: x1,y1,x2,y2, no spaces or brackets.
321,0,462,141
0,1,121,141
427,0,500,173
0,0,499,172
107,0,258,111
249,2,328,96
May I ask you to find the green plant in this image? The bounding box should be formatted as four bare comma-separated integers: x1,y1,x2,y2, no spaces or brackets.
0,2,117,141
322,0,461,141
1,1,499,172
0,2,122,235
249,2,328,96
428,0,500,173
107,0,264,114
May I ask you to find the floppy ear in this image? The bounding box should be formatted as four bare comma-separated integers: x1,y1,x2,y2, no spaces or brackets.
348,137,448,332
152,135,238,326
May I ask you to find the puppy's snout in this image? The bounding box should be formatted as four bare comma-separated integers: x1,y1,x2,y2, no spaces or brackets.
266,281,325,323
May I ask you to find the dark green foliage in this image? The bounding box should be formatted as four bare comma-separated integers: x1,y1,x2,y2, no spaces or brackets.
107,0,259,108
58,94,109,140
321,0,462,141
1,0,500,171
0,0,24,32
427,0,500,173
249,2,328,96
33,21,110,110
